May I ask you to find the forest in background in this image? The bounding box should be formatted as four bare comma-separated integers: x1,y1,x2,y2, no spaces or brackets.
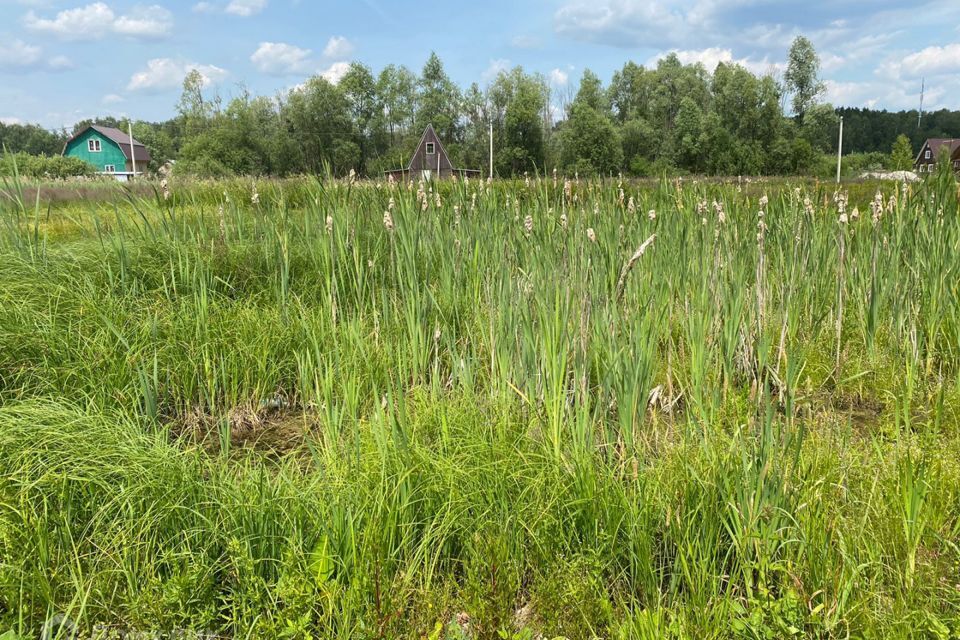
1,37,953,179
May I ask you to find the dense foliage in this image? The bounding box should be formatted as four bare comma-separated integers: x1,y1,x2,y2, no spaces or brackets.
3,38,958,179
0,152,95,179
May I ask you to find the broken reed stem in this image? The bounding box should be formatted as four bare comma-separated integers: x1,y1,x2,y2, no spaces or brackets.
836,226,846,373
615,234,656,303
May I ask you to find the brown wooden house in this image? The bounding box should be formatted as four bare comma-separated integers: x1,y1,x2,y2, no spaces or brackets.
384,125,481,181
915,138,960,173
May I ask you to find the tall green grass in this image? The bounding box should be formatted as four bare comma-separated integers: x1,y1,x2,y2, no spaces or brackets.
0,169,959,638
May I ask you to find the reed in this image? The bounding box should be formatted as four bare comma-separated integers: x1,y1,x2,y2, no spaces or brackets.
0,168,958,638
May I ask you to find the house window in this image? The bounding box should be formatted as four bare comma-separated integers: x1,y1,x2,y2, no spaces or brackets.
925,149,931,159
88,139,101,153
104,165,115,173
426,142,435,155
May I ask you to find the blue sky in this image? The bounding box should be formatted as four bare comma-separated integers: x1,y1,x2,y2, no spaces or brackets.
2,0,959,129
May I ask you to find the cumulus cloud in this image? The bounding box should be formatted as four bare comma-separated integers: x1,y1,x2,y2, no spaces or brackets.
113,5,173,37
190,0,265,16
102,94,125,105
549,68,569,86
881,43,960,80
552,0,960,63
1,117,25,125
47,55,74,70
251,42,315,75
225,0,266,16
0,40,42,68
481,58,511,82
127,58,228,92
322,36,354,59
647,47,783,75
250,37,354,77
824,80,879,109
24,2,173,40
320,61,351,84
853,42,960,111
555,0,697,49
0,40,74,71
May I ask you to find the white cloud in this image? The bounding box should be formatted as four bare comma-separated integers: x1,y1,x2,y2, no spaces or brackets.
649,47,733,70
102,93,125,105
191,0,265,16
0,40,74,71
24,2,113,38
819,51,846,72
549,68,569,86
113,5,173,38
552,0,960,68
555,0,697,48
1,117,25,125
482,58,511,82
127,58,228,92
320,61,351,84
251,42,315,75
0,40,42,68
47,55,74,70
225,0,266,16
647,47,782,75
322,36,354,59
824,80,878,109
881,43,960,80
24,2,173,40
862,42,960,110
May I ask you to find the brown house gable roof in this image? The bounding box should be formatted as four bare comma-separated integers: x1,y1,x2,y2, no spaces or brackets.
407,124,452,172
385,124,480,178
65,125,152,164
915,138,960,165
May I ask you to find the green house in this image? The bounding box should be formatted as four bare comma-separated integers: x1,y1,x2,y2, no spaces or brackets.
63,125,151,181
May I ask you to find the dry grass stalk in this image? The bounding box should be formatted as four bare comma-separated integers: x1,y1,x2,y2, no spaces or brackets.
615,234,656,303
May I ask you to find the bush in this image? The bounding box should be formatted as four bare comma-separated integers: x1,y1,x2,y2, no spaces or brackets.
0,153,95,179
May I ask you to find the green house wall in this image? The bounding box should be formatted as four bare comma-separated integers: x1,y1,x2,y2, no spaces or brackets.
64,129,128,173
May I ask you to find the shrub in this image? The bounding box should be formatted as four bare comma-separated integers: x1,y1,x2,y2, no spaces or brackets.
0,152,95,179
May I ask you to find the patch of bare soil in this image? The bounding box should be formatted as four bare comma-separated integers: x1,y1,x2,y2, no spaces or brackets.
170,403,317,459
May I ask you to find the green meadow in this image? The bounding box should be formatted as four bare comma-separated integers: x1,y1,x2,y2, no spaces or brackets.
1,170,959,639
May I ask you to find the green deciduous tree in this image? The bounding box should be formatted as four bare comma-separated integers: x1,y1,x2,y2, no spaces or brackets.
561,72,622,175
417,52,462,145
488,67,548,175
891,134,914,170
285,76,356,176
785,36,825,122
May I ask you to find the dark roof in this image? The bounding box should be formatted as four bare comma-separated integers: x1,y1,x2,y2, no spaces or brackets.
66,125,152,164
406,124,451,171
917,138,960,164
384,124,480,177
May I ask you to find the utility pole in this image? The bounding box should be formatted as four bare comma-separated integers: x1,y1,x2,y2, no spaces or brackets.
918,77,925,129
128,121,138,179
489,121,494,180
836,116,844,184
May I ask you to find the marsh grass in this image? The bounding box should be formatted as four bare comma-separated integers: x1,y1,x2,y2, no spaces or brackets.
0,167,959,638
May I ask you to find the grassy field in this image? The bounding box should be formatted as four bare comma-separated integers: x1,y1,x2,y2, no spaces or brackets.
1,169,959,639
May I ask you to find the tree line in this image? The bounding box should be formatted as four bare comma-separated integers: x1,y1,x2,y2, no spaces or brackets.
1,37,953,179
